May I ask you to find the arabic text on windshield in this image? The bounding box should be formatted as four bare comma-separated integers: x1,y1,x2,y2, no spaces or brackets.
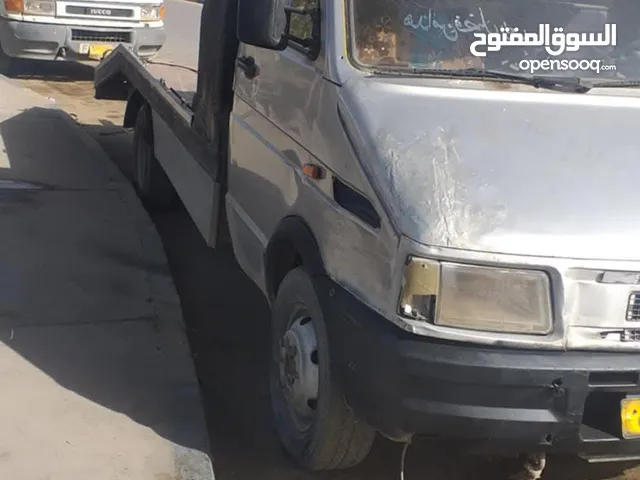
348,0,640,80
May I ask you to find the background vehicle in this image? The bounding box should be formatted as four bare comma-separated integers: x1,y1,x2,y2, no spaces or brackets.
0,0,165,73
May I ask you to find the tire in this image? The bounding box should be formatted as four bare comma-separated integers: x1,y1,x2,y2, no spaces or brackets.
132,103,178,209
270,267,376,471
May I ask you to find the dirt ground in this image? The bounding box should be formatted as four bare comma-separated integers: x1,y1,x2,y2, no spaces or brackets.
11,60,640,480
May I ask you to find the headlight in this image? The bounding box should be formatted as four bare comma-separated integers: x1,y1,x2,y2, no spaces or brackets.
5,0,54,14
141,4,163,20
24,0,54,15
398,257,553,335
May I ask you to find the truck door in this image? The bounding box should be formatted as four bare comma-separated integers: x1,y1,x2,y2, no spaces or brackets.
227,0,322,287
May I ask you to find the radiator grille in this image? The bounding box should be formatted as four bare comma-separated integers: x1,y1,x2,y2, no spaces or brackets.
627,292,640,322
66,5,134,17
71,29,131,43
622,329,640,342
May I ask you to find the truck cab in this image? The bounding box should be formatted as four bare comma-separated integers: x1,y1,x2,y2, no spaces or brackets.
95,0,640,473
0,0,165,72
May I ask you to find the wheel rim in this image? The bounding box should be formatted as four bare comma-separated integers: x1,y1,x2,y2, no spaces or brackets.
278,315,319,433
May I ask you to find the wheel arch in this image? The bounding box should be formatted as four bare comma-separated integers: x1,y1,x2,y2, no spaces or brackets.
124,89,146,129
264,216,326,304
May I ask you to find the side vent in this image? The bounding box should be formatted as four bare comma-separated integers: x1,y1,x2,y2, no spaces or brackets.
332,177,381,229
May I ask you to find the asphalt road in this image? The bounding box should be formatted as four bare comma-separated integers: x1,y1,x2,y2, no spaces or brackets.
9,1,640,478
158,0,201,69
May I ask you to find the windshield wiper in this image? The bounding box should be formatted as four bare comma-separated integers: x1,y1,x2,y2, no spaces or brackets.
465,69,590,93
374,67,591,93
586,79,640,89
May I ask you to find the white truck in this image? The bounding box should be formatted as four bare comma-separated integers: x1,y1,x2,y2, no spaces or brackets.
0,0,165,72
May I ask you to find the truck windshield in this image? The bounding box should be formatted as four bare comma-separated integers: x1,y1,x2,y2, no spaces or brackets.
347,0,640,84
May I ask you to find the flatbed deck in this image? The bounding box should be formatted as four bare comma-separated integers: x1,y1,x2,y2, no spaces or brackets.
95,45,213,174
94,45,223,248
145,61,197,107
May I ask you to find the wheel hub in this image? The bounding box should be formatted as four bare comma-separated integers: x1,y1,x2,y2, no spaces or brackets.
278,316,319,429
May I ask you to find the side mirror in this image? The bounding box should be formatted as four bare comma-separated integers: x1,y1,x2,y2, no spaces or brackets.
237,0,289,50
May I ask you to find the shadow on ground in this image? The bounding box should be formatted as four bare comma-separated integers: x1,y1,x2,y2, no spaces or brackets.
86,121,640,480
0,107,211,469
6,58,94,82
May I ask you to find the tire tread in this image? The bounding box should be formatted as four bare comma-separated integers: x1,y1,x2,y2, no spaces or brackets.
132,103,177,209
271,267,375,471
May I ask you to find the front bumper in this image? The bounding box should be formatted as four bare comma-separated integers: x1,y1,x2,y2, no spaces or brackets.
316,276,640,458
0,18,165,61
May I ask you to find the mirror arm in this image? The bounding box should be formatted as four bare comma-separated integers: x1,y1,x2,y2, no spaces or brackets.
309,7,320,58
282,6,321,59
284,5,310,15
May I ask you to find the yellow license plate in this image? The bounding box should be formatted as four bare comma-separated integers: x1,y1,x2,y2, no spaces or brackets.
88,44,113,61
621,396,640,438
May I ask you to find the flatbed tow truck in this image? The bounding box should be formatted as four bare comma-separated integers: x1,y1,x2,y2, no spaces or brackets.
94,0,640,478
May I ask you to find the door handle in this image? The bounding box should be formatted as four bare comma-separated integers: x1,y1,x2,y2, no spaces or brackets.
236,56,259,79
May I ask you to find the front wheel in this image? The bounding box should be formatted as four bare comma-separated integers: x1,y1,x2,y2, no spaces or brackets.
270,267,376,471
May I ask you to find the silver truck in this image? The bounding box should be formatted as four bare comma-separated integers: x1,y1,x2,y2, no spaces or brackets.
94,0,640,475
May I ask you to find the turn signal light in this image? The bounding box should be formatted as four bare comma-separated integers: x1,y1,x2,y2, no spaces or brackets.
4,0,23,13
302,163,322,180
